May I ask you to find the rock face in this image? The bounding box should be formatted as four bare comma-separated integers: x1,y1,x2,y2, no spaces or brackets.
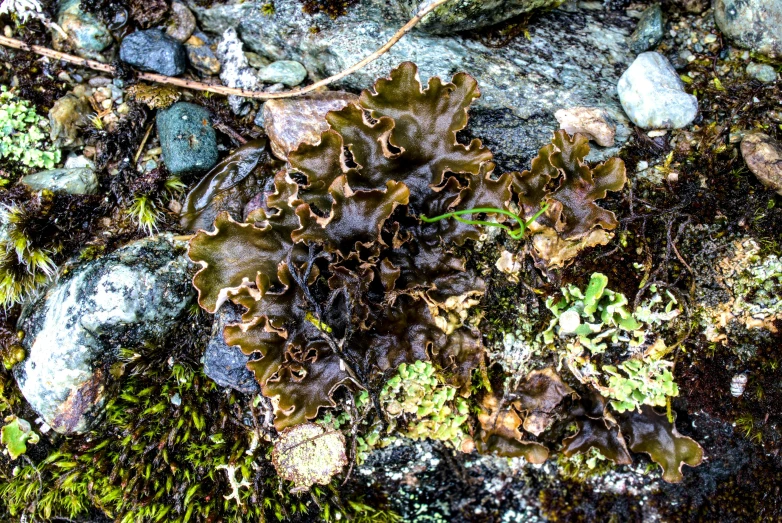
186,0,635,169
120,29,188,76
741,132,782,195
157,102,219,177
394,0,563,34
714,0,782,59
617,52,698,129
203,303,259,394
14,235,195,435
21,167,98,195
261,91,359,160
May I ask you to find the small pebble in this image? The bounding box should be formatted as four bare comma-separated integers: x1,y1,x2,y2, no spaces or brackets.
258,60,307,87
746,63,777,83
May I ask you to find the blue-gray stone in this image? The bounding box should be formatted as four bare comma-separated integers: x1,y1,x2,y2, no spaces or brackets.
55,0,112,58
203,303,259,394
21,167,98,195
157,102,218,177
629,4,664,54
258,60,307,87
120,29,188,76
14,235,195,434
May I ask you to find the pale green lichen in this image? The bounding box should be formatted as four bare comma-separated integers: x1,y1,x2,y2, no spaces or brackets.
1,415,39,460
0,86,60,176
543,273,681,413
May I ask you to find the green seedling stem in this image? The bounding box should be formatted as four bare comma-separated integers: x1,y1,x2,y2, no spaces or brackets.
420,204,549,240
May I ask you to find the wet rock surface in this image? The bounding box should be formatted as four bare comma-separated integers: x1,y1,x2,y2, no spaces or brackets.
13,235,195,435
261,91,358,160
714,0,782,58
21,167,98,195
629,3,664,54
617,51,698,129
119,29,188,76
156,101,218,177
203,303,259,394
53,0,112,58
188,0,636,169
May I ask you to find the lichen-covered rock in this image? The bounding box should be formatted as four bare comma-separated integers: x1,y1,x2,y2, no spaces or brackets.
258,60,307,87
629,3,664,54
13,235,195,434
187,0,635,169
272,423,347,493
714,0,782,59
21,167,98,195
617,52,698,129
203,303,259,394
53,0,112,59
746,62,778,84
157,102,218,177
216,28,260,115
741,132,782,195
393,0,563,34
120,29,188,76
261,91,358,160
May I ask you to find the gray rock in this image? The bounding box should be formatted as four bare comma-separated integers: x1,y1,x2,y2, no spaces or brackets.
166,1,197,42
157,102,219,177
262,91,359,159
185,32,221,76
203,303,259,394
258,60,307,86
21,167,98,195
216,28,260,115
120,29,188,76
617,52,698,130
629,3,664,54
746,62,778,84
186,0,636,170
393,0,562,34
14,235,195,434
714,0,782,59
52,0,112,59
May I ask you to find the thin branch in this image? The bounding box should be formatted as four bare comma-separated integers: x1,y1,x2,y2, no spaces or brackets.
0,0,450,100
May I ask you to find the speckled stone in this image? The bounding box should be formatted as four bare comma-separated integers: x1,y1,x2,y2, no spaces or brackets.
21,167,98,195
157,102,218,177
166,1,196,42
53,0,112,59
714,0,782,59
13,235,195,434
629,3,664,54
185,32,221,76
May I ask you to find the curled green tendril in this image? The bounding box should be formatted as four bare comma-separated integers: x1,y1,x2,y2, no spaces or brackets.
420,204,549,240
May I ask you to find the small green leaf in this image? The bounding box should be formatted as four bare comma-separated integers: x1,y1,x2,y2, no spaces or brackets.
1,416,40,459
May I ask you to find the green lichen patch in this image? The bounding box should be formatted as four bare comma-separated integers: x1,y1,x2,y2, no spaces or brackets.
0,86,61,178
272,423,348,493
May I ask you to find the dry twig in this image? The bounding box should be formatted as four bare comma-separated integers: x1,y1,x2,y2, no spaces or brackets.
0,0,449,99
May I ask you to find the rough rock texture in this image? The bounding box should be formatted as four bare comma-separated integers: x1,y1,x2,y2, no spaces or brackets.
216,28,260,115
186,0,635,169
53,0,112,59
746,62,778,84
629,3,664,54
21,167,98,195
741,132,782,195
714,0,782,59
203,303,259,394
157,102,219,177
13,235,195,435
617,52,698,129
554,106,615,147
261,91,358,160
394,0,564,34
185,32,221,76
119,29,188,76
166,1,197,42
